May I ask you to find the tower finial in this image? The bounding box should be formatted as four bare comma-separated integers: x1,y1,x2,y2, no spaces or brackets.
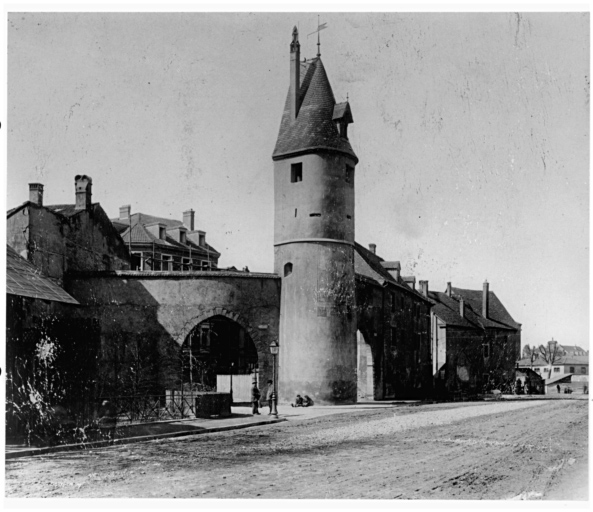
291,26,300,53
317,15,321,57
308,17,327,58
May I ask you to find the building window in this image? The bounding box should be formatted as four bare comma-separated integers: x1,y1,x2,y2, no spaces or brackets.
482,343,490,359
199,234,205,246
291,163,303,183
346,215,351,219
162,255,172,271
182,257,191,271
535,368,540,372
159,227,166,240
309,213,321,217
570,366,575,373
391,292,395,313
201,261,209,270
131,252,143,271
345,165,354,184
581,367,587,374
152,254,161,271
295,209,297,217
553,367,560,373
284,262,293,277
180,231,187,244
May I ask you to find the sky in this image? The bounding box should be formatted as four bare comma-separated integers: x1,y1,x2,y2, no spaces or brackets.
6,12,589,350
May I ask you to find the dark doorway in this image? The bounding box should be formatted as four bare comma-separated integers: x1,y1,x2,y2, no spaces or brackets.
181,315,258,390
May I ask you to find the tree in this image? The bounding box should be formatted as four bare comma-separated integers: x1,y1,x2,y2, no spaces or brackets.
538,340,564,380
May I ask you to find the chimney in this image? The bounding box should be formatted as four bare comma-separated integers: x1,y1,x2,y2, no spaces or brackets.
459,297,465,318
419,280,429,297
290,26,301,121
74,175,92,210
29,183,44,206
482,280,489,318
183,209,195,231
119,205,131,222
369,243,376,254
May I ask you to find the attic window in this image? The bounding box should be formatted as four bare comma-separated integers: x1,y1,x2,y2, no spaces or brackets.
159,227,166,239
180,231,187,244
291,163,302,183
199,234,205,246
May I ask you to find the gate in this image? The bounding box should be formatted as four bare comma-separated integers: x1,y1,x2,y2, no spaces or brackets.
217,374,254,403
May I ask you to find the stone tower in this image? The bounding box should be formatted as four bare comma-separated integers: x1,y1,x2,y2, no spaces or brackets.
272,27,358,404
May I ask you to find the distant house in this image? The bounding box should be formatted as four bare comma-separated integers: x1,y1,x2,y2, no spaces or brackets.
429,281,522,396
518,340,588,379
111,206,220,271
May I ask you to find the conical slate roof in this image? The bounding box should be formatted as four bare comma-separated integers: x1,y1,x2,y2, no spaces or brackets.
273,58,358,163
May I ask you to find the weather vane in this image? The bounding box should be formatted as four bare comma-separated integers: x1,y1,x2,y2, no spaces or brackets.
307,15,328,57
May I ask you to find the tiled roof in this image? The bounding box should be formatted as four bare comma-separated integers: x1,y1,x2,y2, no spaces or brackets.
114,212,220,256
428,291,480,329
354,242,431,303
451,287,521,330
332,101,353,123
273,58,358,163
6,245,79,304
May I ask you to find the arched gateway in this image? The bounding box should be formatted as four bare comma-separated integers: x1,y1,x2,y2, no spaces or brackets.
181,315,258,391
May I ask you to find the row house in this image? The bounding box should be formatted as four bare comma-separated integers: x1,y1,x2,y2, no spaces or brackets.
111,206,220,272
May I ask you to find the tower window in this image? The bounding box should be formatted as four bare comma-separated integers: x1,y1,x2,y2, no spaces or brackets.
346,215,352,219
345,165,354,183
309,213,321,217
291,163,303,183
284,262,293,277
295,209,297,217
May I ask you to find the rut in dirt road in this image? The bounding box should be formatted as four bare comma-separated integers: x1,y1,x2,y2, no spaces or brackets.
5,400,587,500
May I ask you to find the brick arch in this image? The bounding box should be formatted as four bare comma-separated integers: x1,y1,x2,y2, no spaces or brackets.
183,308,261,346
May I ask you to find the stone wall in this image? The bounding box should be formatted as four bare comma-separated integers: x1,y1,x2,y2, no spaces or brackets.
66,271,281,396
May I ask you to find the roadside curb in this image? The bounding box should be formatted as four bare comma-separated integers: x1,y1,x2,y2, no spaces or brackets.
5,417,287,460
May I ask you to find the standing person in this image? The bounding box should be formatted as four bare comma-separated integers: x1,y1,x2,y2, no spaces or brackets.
266,380,274,415
251,382,261,415
556,384,561,394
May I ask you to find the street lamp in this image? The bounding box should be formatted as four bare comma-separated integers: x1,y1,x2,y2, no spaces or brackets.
230,362,234,405
269,341,279,417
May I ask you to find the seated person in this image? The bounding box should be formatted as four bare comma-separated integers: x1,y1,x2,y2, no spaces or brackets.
291,395,304,407
302,395,314,407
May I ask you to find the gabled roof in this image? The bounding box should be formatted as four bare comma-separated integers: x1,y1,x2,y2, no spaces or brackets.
6,245,79,304
46,203,99,217
354,242,432,303
112,212,220,256
451,286,521,330
273,57,358,163
428,291,480,329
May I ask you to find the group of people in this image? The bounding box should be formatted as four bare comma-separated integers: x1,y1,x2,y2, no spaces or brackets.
250,381,314,415
250,380,276,415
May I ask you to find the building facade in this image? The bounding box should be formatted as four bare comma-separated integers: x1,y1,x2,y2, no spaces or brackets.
111,207,220,272
429,281,521,396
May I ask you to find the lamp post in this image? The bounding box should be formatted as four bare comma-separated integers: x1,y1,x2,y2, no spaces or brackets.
269,341,279,417
230,362,234,405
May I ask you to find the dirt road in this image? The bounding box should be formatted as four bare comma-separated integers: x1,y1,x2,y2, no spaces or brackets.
5,399,587,499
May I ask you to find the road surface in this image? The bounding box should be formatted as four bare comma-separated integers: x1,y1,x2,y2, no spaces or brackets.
5,399,587,499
